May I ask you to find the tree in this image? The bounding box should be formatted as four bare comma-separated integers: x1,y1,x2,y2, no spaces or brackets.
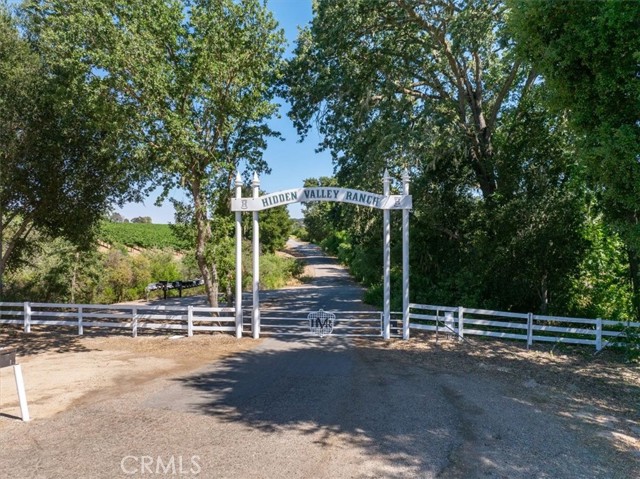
109,213,127,223
286,0,537,199
24,0,286,307
258,205,292,254
477,87,587,313
301,177,342,244
286,0,588,314
508,0,640,317
131,216,152,224
0,7,145,296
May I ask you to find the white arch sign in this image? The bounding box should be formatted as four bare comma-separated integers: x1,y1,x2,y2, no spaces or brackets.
231,170,412,341
231,187,412,211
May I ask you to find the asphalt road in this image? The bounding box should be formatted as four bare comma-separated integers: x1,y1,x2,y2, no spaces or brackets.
0,240,635,478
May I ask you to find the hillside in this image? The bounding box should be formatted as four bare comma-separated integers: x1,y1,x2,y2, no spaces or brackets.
100,222,186,250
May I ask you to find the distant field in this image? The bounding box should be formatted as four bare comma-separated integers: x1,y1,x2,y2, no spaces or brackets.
100,222,186,250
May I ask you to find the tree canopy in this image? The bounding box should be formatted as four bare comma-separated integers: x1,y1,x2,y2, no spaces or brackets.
0,6,146,294
23,0,286,306
287,0,537,197
285,0,614,316
508,0,640,316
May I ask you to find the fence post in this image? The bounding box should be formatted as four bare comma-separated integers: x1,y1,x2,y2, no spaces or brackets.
78,306,84,336
132,307,138,338
187,306,194,337
595,318,602,352
444,311,453,338
527,312,533,349
457,306,464,341
401,168,411,341
23,302,31,333
14,364,30,422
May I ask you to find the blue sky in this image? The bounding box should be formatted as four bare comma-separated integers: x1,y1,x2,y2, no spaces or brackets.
116,0,332,223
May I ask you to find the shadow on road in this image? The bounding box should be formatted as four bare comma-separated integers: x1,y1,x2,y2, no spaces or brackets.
174,338,443,477
168,334,638,478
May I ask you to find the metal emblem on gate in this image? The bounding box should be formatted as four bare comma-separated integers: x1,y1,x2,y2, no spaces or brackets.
308,309,335,337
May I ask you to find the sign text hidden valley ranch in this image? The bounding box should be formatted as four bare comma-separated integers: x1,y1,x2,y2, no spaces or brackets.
231,187,412,212
265,188,380,207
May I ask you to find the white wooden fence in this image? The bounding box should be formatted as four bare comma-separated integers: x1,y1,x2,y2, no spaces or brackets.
1,301,639,351
409,303,640,351
0,302,235,337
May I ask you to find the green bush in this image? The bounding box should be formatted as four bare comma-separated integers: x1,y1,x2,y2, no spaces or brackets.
291,221,308,240
259,254,304,290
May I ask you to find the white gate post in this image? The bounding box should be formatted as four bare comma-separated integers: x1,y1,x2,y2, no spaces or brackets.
78,306,84,336
187,305,194,337
23,302,31,333
383,169,391,340
595,317,602,351
132,307,138,338
251,172,261,339
402,169,410,340
234,172,243,339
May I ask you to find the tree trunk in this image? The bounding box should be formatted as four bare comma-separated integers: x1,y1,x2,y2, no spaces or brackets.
210,259,220,319
192,180,218,308
539,274,549,315
70,250,80,303
0,213,3,298
627,249,640,322
0,218,34,297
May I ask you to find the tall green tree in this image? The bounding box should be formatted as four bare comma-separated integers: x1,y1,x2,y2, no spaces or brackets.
508,0,640,317
24,0,286,307
0,6,144,296
258,204,292,254
287,0,537,197
286,0,588,313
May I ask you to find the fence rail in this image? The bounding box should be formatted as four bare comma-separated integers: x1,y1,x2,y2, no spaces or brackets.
409,303,640,351
2,301,639,350
0,302,235,337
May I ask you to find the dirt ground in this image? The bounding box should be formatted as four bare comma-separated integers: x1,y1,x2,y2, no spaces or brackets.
2,327,638,433
375,332,640,458
0,326,639,476
0,327,259,422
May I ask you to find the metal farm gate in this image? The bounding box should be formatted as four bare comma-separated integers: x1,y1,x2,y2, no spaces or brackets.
242,309,403,338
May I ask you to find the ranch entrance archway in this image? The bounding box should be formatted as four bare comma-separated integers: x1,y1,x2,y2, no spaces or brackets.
230,170,412,340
